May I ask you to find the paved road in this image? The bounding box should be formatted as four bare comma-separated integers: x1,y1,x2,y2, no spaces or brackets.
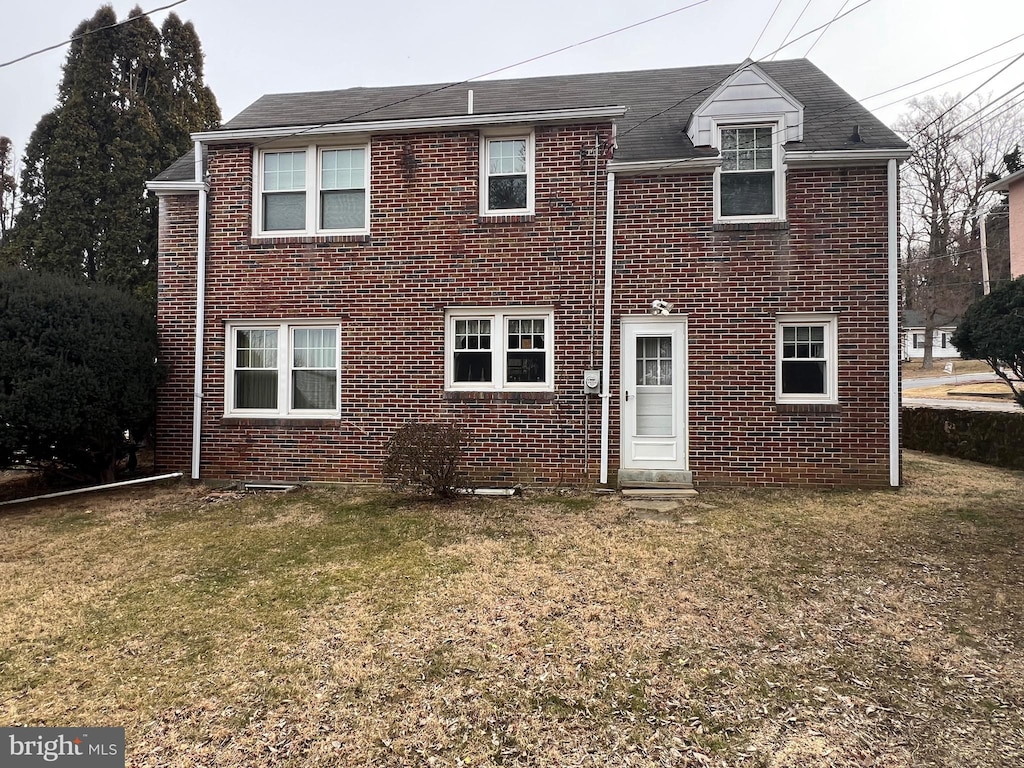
903,397,1020,413
902,371,1001,390
902,369,1020,412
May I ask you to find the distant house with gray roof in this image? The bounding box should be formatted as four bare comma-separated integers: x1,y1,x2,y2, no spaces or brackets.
149,58,910,489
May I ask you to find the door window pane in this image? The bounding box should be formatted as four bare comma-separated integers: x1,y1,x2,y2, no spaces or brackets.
636,336,672,385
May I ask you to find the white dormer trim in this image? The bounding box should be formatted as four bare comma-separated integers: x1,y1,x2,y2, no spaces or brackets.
687,61,803,149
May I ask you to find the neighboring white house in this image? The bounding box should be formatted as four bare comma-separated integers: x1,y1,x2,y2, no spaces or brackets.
902,310,958,361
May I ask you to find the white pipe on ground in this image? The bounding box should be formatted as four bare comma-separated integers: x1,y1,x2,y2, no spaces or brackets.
0,473,184,507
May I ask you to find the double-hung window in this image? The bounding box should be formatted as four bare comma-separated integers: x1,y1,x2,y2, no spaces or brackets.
262,151,307,231
257,144,368,236
447,308,553,391
480,133,534,215
717,123,782,220
227,322,340,417
776,314,838,404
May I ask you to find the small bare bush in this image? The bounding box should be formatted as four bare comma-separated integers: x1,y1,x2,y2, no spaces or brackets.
382,422,469,498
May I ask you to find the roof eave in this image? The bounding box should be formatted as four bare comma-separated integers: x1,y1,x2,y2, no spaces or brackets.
785,148,912,167
145,180,208,195
194,105,629,144
983,167,1024,193
608,156,721,175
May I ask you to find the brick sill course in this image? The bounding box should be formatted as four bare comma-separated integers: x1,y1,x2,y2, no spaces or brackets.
776,402,841,415
445,391,555,403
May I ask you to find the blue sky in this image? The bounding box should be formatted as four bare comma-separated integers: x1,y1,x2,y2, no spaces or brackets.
3,0,1023,167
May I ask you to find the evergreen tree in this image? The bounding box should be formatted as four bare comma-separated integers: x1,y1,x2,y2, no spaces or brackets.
1,4,220,298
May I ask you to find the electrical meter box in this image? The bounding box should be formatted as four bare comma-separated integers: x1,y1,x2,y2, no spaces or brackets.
583,370,601,394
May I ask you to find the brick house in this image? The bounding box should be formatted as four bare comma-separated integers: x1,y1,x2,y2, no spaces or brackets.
147,59,909,489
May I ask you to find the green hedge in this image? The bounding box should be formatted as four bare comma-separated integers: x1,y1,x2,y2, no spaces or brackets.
903,407,1024,470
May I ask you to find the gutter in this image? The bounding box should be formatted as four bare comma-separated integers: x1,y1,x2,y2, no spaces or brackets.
785,148,912,167
193,105,628,144
192,140,208,481
888,158,900,487
600,172,615,485
608,156,720,175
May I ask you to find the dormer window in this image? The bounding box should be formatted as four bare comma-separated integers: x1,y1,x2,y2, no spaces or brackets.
715,123,784,221
720,126,775,217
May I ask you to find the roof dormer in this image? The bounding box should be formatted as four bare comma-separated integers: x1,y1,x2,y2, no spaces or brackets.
687,60,804,148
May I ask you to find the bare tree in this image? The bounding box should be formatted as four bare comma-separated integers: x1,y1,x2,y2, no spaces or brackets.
896,95,1022,369
0,137,15,244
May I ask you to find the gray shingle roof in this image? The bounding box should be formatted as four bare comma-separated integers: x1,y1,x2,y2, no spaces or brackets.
903,309,959,328
155,58,906,182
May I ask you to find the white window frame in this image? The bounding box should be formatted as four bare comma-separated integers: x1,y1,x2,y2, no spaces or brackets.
479,130,535,216
713,117,786,223
445,307,554,392
775,313,838,405
254,143,370,237
225,320,341,418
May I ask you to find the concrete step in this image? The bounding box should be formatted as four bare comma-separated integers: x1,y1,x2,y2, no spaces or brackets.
621,488,698,498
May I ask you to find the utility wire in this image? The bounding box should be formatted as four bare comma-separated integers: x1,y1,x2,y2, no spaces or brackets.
616,0,875,142
747,0,786,59
758,0,874,60
804,0,851,56
255,0,714,147
0,0,189,69
771,0,816,61
902,51,1024,145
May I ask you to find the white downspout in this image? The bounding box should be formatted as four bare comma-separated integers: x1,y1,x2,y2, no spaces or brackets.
599,172,615,485
192,140,208,481
887,158,900,487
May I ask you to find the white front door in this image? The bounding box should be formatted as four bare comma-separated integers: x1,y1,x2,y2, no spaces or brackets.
620,319,688,471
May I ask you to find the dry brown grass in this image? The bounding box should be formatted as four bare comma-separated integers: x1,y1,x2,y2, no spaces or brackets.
2,455,1023,767
902,381,1014,399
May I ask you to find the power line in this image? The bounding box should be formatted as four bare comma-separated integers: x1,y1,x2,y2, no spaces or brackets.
0,0,189,69
759,0,875,60
804,0,852,56
856,32,1024,104
903,51,1024,145
747,0,786,60
256,0,715,148
771,0,816,62
616,0,876,144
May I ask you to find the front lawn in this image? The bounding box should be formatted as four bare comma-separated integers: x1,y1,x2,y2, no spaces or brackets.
2,453,1022,766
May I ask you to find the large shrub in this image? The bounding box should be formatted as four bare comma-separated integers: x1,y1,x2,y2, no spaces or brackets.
951,276,1024,406
382,422,469,499
0,269,161,481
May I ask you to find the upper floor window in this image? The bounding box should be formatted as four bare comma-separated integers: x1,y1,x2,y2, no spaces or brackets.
256,145,368,236
481,133,534,215
776,314,838,404
226,321,340,417
716,124,783,221
446,307,553,391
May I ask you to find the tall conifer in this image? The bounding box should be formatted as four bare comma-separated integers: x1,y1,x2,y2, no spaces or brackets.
2,4,220,298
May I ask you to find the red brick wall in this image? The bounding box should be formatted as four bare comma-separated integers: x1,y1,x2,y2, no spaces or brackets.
155,125,896,487
612,166,892,486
